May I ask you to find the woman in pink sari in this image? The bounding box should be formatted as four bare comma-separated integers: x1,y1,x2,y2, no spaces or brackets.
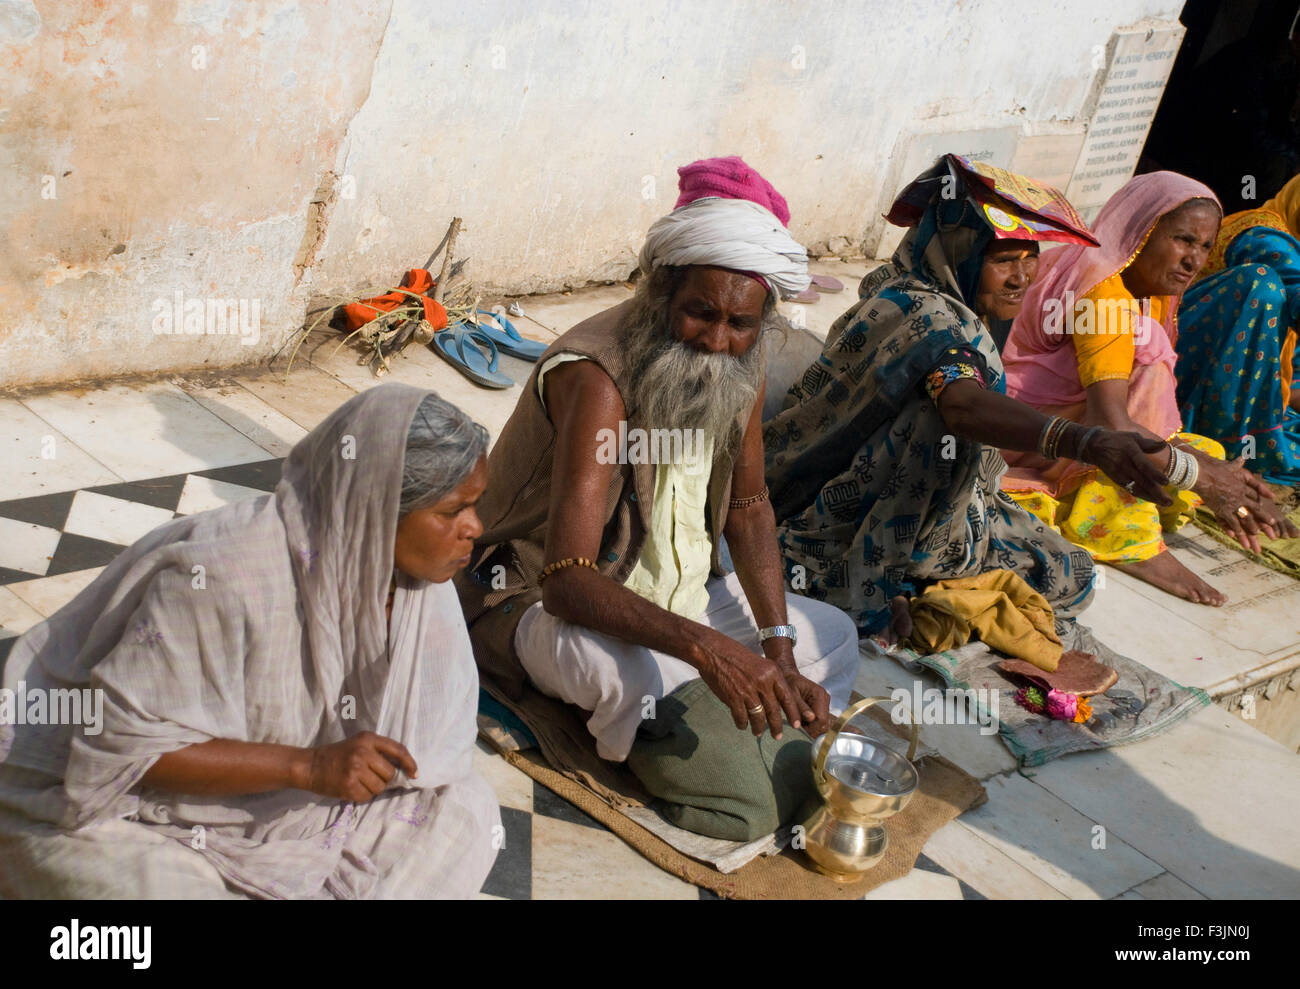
1000,172,1295,605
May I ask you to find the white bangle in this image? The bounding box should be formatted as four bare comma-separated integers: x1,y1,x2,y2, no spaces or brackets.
1164,446,1199,490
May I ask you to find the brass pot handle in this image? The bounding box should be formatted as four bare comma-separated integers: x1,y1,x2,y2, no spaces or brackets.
813,695,921,790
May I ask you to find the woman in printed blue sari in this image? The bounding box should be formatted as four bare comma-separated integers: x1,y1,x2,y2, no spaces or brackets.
764,156,1177,635
1176,174,1300,483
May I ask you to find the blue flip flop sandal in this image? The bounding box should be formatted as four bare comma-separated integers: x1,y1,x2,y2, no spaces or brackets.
473,309,548,362
432,324,515,389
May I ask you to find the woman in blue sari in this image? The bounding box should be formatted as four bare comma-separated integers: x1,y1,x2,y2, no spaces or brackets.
1175,174,1300,483
763,156,1178,634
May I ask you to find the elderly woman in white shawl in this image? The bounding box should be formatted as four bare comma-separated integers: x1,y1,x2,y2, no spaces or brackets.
0,385,500,899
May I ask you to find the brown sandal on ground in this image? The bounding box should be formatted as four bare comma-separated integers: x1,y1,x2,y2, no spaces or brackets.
810,274,844,293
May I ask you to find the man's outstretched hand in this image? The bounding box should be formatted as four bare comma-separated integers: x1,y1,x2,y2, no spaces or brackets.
777,666,832,737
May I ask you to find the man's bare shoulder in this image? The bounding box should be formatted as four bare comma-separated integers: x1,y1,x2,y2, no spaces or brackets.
545,298,638,420
548,356,624,410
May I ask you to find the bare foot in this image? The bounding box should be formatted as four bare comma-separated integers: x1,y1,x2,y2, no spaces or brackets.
889,595,914,639
1113,552,1228,606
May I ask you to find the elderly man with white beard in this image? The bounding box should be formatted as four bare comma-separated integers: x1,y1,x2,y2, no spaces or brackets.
455,158,859,790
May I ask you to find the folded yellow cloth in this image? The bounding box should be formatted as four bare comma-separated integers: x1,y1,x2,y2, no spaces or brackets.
907,569,1063,672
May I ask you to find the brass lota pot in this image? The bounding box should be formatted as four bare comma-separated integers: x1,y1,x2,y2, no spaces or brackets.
801,695,920,882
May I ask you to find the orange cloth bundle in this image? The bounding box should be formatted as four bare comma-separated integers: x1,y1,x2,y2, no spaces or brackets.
340,269,448,334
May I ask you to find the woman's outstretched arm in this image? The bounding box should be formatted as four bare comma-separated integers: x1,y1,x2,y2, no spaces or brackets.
936,378,1173,505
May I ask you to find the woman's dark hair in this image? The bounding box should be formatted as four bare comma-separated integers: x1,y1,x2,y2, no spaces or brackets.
1168,196,1223,219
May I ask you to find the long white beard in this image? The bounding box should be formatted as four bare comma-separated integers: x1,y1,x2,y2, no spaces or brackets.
620,315,763,458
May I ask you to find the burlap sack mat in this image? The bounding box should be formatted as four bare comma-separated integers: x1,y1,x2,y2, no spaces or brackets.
492,707,987,900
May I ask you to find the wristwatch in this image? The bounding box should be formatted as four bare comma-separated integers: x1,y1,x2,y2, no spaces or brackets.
758,624,798,647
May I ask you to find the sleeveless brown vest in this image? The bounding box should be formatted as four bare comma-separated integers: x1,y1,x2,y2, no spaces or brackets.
454,300,751,710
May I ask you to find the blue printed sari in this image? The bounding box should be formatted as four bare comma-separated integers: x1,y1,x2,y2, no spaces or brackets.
1176,223,1300,483
763,190,1095,633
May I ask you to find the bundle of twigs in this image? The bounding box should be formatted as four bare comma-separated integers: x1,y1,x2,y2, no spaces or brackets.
281,217,480,377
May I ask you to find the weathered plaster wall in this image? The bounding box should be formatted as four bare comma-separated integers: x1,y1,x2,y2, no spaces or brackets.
0,0,390,389
1,0,1184,389
316,0,1185,297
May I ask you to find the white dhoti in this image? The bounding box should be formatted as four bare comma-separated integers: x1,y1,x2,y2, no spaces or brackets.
515,572,860,761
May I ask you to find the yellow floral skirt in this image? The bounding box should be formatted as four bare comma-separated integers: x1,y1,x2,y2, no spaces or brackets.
1005,433,1225,564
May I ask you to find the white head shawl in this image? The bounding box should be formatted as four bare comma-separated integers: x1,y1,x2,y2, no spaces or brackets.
638,197,811,298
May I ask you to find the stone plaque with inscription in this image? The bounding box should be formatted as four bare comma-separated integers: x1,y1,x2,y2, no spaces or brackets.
873,126,1022,258
1010,132,1087,197
1066,26,1186,222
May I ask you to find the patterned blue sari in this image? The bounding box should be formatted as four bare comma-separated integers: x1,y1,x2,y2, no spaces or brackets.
1176,225,1300,483
764,195,1095,633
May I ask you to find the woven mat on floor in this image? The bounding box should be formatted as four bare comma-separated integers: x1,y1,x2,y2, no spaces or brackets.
486,708,986,900
1191,502,1300,577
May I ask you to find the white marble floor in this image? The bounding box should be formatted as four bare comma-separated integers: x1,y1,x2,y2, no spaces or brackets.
2,264,1298,899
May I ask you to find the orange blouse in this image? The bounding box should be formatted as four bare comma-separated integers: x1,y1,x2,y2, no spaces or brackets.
1072,273,1169,387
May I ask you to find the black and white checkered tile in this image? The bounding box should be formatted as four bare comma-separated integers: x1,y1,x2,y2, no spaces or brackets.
0,458,286,587
0,458,286,670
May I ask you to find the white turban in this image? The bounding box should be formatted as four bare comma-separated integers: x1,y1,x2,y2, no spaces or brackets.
638,197,811,298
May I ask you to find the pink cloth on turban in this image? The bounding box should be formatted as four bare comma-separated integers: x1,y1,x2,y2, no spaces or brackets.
675,155,792,227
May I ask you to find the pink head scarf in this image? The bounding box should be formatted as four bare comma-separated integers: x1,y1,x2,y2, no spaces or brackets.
1002,171,1220,431
675,155,792,227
